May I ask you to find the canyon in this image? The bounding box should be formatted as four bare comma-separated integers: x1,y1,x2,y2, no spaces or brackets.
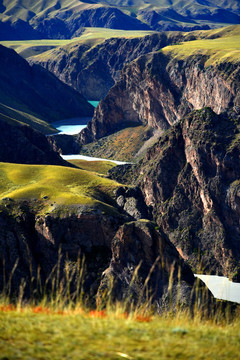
29,32,185,100
109,107,240,281
0,165,195,308
79,47,239,145
0,24,240,307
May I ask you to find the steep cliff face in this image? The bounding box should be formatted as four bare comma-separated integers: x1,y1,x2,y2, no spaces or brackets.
0,179,194,305
0,201,125,298
98,220,195,308
79,51,240,144
29,32,184,100
127,108,240,280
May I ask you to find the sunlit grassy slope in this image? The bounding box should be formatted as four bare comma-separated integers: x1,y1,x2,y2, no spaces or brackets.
79,27,156,40
80,125,162,162
0,307,240,360
80,125,149,162
0,162,119,210
0,0,94,20
162,25,240,66
0,27,156,58
0,38,76,57
67,159,116,175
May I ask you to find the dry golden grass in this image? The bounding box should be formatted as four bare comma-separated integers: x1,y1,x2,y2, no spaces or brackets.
0,303,239,360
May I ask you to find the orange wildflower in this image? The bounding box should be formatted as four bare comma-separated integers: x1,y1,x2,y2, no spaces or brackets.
0,304,16,312
135,315,152,322
89,310,106,318
57,310,65,315
33,306,51,314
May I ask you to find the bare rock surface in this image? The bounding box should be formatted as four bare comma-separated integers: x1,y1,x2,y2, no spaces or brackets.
116,108,240,280
79,52,239,144
29,32,184,100
98,220,195,309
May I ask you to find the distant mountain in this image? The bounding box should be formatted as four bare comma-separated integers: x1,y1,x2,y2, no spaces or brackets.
0,1,151,39
31,7,151,39
0,15,41,40
0,0,240,39
0,44,94,134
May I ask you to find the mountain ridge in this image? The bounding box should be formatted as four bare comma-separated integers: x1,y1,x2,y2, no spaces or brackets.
1,0,240,39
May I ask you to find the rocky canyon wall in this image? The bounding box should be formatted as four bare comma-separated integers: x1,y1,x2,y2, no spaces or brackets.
116,108,240,280
79,52,240,144
29,32,185,100
0,192,194,307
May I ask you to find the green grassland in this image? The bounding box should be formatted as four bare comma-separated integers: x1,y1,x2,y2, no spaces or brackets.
0,307,240,360
67,159,117,175
0,38,77,57
0,27,156,58
80,125,162,162
78,27,156,40
193,24,240,39
0,162,120,212
162,25,240,66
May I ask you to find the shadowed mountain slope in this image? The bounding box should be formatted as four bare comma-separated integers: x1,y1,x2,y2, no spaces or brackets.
0,114,67,165
0,44,93,133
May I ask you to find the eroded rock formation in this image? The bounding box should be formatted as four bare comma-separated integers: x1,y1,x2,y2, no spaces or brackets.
115,108,240,280
98,220,195,309
79,52,240,143
0,189,194,307
29,32,184,100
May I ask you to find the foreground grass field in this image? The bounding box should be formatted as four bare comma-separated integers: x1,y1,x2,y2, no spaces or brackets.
0,306,240,360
